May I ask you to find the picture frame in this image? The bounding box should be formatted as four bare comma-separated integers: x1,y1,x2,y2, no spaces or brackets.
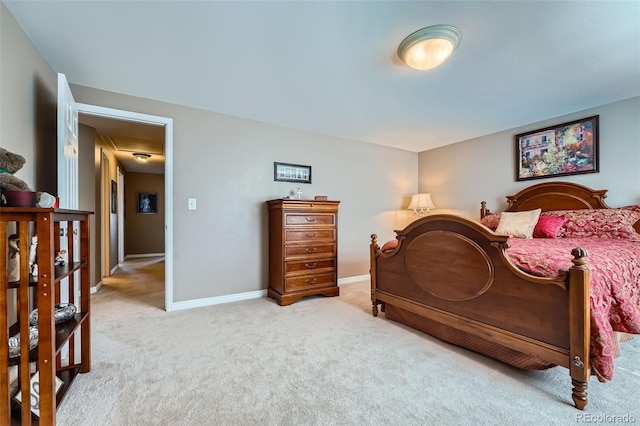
137,192,158,214
515,115,599,181
14,372,63,418
111,180,117,214
274,162,312,184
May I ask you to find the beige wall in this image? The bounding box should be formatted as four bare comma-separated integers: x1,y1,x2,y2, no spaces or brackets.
67,85,418,302
0,3,57,191
419,97,640,220
124,172,165,255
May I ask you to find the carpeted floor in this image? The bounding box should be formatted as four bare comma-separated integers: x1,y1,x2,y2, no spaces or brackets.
56,257,640,425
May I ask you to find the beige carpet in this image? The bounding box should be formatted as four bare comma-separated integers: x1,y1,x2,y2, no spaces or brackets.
56,257,640,425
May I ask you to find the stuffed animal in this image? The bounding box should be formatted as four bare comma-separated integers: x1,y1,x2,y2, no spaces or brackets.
0,148,31,191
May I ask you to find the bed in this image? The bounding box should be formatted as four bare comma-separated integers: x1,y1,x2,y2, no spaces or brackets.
370,181,640,409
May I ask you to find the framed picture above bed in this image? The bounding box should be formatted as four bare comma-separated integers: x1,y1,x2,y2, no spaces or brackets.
515,115,599,181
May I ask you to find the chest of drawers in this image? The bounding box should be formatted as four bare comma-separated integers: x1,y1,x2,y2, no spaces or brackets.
266,199,340,306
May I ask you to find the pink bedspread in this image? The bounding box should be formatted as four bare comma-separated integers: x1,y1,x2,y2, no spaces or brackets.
507,237,640,381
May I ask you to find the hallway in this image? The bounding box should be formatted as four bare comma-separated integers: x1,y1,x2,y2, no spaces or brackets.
95,256,165,315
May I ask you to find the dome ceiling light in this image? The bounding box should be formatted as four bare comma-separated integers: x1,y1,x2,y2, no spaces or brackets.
397,24,462,70
133,153,151,162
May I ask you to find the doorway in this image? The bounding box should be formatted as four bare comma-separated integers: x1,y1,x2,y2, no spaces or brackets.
100,150,111,278
78,103,175,311
117,167,125,265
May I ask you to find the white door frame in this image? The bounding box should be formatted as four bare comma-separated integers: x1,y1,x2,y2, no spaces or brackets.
77,103,175,312
100,150,110,279
117,167,125,265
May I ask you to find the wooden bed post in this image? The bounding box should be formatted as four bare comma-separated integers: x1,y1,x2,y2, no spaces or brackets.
370,234,380,317
480,201,491,219
568,248,591,410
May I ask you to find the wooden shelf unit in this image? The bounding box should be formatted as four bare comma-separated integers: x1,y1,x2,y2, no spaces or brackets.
0,208,92,426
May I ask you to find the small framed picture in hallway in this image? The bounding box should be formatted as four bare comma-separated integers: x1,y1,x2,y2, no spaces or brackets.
137,192,158,214
111,180,117,214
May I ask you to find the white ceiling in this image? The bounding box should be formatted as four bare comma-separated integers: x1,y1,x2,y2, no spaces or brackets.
5,1,640,153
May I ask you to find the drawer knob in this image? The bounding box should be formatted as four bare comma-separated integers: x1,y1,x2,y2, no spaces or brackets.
305,247,317,254
305,217,316,222
305,232,317,238
305,278,317,285
305,263,317,269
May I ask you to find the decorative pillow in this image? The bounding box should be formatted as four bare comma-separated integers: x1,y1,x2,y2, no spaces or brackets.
495,209,542,239
381,239,398,252
480,213,501,230
621,205,640,213
533,215,565,239
541,208,640,241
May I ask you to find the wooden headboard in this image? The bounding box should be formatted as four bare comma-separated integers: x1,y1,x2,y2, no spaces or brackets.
505,182,609,212
481,181,640,234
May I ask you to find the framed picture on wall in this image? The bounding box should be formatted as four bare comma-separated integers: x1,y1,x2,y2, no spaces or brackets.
274,162,312,184
111,180,117,214
137,192,158,214
515,115,599,181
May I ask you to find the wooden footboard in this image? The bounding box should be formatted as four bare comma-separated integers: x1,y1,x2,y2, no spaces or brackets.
370,214,591,409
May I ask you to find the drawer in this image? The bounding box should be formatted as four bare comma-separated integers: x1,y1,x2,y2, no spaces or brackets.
284,243,335,258
285,259,336,276
285,272,336,292
285,229,335,243
285,213,335,226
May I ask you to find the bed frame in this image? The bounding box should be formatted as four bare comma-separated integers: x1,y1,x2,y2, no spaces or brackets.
370,182,639,409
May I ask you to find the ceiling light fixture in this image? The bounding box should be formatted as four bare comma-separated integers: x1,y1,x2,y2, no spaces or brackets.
133,153,151,163
397,24,462,70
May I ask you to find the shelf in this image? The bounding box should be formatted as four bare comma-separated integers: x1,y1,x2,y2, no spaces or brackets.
54,313,87,356
2,207,92,425
7,278,37,289
53,262,87,284
7,261,87,289
7,313,88,367
54,367,81,407
9,367,81,425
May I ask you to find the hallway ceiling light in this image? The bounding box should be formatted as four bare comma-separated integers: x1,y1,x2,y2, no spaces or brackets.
133,153,151,163
397,24,462,70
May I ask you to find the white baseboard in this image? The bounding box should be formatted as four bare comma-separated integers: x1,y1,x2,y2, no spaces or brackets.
172,289,268,311
170,274,370,311
90,281,103,294
110,264,119,275
338,274,370,285
125,253,165,260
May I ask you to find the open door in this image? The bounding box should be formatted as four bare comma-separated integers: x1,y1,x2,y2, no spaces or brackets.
57,73,79,209
55,72,80,382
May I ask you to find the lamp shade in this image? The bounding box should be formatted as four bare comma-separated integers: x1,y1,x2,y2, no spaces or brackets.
398,24,462,70
408,193,436,213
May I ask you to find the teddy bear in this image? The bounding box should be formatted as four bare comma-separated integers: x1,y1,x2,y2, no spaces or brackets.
0,147,31,191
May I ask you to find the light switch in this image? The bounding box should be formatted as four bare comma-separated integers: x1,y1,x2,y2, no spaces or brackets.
188,198,197,210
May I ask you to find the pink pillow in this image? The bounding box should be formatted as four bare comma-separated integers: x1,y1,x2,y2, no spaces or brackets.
533,215,565,238
541,208,640,241
480,213,501,230
381,239,398,252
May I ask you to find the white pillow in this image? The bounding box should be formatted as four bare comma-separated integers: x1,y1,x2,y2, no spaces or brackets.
495,209,542,239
